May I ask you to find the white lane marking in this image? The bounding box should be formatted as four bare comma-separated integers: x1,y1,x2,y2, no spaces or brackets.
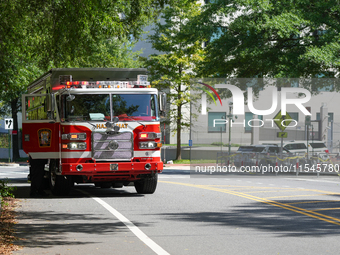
287,178,340,184
79,190,170,255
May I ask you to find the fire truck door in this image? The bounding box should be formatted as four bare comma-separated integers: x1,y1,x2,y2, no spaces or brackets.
22,94,60,159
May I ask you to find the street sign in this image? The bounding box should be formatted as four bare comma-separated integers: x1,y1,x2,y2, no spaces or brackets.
4,118,13,130
189,140,192,147
277,132,288,138
273,111,292,131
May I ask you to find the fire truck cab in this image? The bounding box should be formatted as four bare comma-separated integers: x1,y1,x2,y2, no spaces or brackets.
22,68,166,195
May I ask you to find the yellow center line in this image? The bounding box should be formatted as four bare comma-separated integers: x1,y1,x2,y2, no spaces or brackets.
312,207,340,211
264,194,332,199
160,181,340,226
218,187,305,191
203,185,297,189
205,185,340,195
287,200,340,205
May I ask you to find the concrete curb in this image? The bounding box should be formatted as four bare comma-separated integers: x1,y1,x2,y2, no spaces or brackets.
0,163,20,167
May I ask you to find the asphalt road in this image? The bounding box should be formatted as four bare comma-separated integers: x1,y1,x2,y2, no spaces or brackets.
2,165,340,254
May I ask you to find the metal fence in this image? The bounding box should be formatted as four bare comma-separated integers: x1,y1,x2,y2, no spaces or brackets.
216,151,340,176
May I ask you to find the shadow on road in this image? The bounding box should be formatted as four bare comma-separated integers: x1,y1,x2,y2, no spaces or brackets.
14,206,151,249
154,197,340,237
13,184,144,199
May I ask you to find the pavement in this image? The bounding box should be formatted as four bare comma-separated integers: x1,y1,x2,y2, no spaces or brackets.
164,164,191,170
0,162,28,167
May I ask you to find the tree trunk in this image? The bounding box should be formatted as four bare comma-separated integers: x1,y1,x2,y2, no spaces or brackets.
11,98,20,161
176,103,182,160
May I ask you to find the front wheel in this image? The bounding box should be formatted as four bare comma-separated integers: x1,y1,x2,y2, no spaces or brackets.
134,174,158,194
49,159,72,196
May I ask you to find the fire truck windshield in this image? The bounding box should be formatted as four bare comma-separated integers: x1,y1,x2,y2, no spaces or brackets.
62,94,158,122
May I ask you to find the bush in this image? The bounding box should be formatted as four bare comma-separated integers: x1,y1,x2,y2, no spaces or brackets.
211,142,240,147
0,179,16,199
0,134,10,149
211,142,224,146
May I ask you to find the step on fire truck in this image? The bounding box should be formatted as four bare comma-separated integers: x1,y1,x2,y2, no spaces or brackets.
22,68,166,195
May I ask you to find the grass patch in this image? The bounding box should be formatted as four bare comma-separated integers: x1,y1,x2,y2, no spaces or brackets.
0,179,16,199
210,142,240,147
171,159,216,164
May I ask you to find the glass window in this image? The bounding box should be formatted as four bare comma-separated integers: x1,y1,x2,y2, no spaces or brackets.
62,93,158,122
245,113,263,133
25,95,48,120
316,112,333,122
63,94,110,122
287,112,298,122
310,142,326,149
112,94,158,121
208,112,226,132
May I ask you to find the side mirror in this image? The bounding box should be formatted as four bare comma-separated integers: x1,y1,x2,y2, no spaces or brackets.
159,93,167,113
66,94,75,102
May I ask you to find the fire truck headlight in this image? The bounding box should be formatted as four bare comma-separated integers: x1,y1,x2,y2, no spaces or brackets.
70,143,78,149
63,142,87,150
139,132,161,139
62,133,87,140
139,142,161,149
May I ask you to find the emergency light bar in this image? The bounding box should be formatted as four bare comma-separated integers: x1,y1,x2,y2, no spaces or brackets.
60,75,151,89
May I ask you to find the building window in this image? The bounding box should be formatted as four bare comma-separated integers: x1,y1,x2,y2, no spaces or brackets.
208,112,226,133
287,112,299,122
316,112,333,122
245,112,263,133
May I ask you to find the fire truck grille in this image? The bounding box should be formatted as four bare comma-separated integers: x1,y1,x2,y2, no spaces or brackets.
92,132,133,161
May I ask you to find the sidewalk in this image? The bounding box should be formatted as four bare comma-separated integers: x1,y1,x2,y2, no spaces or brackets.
163,164,191,170
0,161,28,167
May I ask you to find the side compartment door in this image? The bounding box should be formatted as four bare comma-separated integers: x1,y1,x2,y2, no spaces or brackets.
22,94,60,159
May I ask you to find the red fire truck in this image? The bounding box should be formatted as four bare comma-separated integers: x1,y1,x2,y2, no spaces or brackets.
22,68,166,195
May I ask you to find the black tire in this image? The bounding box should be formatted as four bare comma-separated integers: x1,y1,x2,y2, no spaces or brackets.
49,159,72,196
134,174,158,194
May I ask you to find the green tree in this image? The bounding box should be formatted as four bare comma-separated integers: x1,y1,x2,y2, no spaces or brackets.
146,1,204,160
0,0,176,160
185,0,340,80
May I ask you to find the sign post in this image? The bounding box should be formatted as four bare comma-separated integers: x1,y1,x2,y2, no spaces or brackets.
273,111,292,159
4,118,13,162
